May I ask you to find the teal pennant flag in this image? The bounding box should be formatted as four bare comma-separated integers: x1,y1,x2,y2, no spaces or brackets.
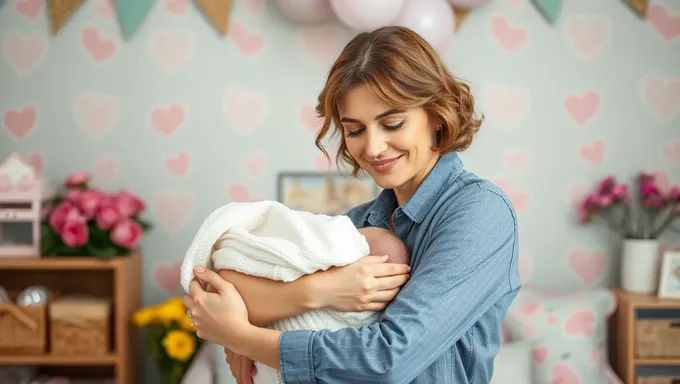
115,0,156,40
532,0,561,25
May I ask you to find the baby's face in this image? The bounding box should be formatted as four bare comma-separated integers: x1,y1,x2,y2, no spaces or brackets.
358,227,410,265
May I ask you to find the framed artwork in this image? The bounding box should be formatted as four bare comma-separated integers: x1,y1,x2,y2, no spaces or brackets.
657,251,680,299
277,172,380,215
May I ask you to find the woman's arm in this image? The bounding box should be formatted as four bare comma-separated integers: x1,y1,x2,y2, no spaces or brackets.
218,256,410,327
227,186,521,384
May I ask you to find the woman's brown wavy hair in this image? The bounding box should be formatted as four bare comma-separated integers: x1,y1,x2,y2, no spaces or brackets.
315,26,483,177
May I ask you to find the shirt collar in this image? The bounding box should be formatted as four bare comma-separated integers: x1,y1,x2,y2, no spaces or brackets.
367,151,463,225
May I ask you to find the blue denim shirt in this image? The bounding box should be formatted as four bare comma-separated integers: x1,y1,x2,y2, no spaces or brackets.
279,152,521,384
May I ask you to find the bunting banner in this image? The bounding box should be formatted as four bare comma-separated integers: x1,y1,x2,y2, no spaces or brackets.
195,0,233,36
531,0,561,25
623,0,649,18
453,7,470,32
115,0,156,40
48,0,85,35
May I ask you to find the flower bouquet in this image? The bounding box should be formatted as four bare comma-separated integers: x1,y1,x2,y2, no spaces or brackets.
132,297,200,384
40,171,152,258
577,172,679,239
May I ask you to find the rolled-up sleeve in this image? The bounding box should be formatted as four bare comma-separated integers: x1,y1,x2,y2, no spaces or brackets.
279,186,518,384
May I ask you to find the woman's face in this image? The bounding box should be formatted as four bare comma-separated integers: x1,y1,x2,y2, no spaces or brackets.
337,84,439,194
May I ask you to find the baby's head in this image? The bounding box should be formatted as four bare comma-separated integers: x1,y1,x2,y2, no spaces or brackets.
358,227,410,265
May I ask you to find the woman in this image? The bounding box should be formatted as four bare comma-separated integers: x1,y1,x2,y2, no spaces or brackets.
184,26,521,384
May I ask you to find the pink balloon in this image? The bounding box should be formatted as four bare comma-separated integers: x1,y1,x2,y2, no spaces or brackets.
329,0,405,32
449,0,487,8
275,0,334,24
394,0,455,55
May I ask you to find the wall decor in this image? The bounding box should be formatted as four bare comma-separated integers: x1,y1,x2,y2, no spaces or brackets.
531,0,562,25
624,0,649,18
277,172,379,215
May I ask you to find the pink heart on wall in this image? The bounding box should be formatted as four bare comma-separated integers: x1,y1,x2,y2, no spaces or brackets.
3,106,37,140
504,150,530,172
490,16,528,51
567,248,608,286
153,260,182,295
483,85,529,129
74,92,120,139
151,103,185,136
81,26,116,62
229,21,264,57
26,152,43,173
2,31,47,75
165,151,191,175
240,0,265,15
551,361,582,384
647,3,680,41
300,104,323,134
493,178,529,213
516,302,540,317
94,156,119,182
16,0,43,19
578,139,605,166
642,74,680,120
95,0,115,20
164,0,190,15
228,183,262,203
563,15,611,59
531,346,549,364
241,152,266,176
300,25,344,68
153,191,196,232
564,91,600,125
223,90,269,133
662,141,680,164
152,31,195,72
564,308,596,338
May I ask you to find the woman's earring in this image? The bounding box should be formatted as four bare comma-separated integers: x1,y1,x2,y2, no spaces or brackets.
435,125,441,131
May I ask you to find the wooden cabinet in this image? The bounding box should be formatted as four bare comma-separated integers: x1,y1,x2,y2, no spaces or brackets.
0,252,142,383
611,288,680,384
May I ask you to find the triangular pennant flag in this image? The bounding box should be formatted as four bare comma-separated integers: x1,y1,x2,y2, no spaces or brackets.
48,0,85,35
453,7,470,32
623,0,648,18
195,0,233,36
531,0,561,25
115,0,156,40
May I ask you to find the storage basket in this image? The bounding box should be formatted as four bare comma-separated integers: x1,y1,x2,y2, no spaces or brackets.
637,377,680,384
0,299,47,354
49,296,111,356
635,319,680,358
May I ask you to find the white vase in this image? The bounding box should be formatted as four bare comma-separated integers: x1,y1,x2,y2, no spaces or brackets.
620,239,660,294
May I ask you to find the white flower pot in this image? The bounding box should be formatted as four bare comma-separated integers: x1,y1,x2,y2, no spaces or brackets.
620,239,660,294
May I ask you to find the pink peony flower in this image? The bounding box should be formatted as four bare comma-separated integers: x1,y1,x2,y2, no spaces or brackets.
640,182,660,197
611,184,628,199
95,199,122,230
110,219,142,249
643,194,664,209
60,213,89,247
596,194,614,207
638,172,654,183
48,201,80,233
114,189,145,218
77,189,107,220
65,189,81,202
64,171,91,188
598,176,616,194
669,186,680,201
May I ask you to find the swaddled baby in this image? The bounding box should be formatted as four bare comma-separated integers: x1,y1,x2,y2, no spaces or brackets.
212,225,409,384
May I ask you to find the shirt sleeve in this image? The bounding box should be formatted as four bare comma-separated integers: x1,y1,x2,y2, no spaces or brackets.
278,185,520,384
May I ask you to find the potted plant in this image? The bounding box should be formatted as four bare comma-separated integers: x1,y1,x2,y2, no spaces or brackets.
131,297,201,384
40,171,152,258
578,172,680,293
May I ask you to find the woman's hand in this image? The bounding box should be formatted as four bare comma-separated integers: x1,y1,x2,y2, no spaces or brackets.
224,347,256,384
310,255,411,312
183,266,250,346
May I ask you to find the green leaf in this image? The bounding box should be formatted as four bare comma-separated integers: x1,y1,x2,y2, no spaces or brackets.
85,243,119,259
135,217,153,231
40,231,60,255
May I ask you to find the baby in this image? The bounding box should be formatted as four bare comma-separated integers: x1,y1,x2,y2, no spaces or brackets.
356,226,410,265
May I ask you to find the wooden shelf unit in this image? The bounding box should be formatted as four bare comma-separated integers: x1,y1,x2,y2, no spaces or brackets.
611,288,680,384
0,252,142,383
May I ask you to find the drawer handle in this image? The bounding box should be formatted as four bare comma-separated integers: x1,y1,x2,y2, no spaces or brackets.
671,380,680,384
671,321,680,328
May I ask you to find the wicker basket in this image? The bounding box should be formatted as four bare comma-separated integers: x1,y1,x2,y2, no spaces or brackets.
635,319,680,358
0,301,47,355
49,296,111,356
637,377,680,384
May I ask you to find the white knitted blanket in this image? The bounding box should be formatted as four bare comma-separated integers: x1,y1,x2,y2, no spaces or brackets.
180,200,381,384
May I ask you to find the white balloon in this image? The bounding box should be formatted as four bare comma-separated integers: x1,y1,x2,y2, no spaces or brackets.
275,0,334,24
329,0,405,32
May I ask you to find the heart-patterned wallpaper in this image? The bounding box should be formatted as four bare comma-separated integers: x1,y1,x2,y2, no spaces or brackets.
0,0,679,379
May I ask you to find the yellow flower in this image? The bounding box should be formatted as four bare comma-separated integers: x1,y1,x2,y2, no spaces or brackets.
155,297,187,325
162,330,196,361
177,313,195,332
131,307,157,327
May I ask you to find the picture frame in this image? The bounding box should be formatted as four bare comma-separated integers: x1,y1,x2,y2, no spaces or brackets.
657,251,680,299
277,171,380,215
